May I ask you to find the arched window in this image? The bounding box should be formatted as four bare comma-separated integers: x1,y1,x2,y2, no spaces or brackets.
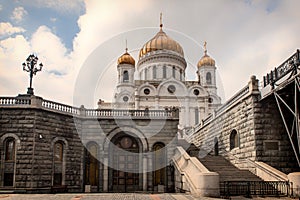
206,72,212,84
145,68,148,80
54,142,63,162
172,66,176,78
123,70,129,82
85,143,99,186
230,130,239,150
180,69,183,81
153,66,157,79
5,138,15,161
153,143,166,186
53,141,64,186
4,138,16,186
163,65,167,78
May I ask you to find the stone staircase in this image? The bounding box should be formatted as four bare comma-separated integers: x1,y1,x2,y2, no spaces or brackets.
197,155,262,182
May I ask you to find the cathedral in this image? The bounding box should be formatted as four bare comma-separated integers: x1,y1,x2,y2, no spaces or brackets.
98,18,221,137
1,16,299,197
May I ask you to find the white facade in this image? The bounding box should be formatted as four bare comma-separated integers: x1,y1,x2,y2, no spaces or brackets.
98,25,221,138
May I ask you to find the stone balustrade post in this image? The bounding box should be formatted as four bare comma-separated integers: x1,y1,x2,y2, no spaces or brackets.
80,105,86,116
248,75,259,93
30,95,43,108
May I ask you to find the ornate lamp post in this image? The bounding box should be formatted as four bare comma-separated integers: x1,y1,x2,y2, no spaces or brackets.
22,54,43,95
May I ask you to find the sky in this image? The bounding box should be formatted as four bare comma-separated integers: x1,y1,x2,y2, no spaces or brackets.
0,0,300,108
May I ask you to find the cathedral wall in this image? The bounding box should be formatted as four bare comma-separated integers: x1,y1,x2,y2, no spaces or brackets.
254,96,299,174
0,108,83,192
189,76,299,174
0,104,179,193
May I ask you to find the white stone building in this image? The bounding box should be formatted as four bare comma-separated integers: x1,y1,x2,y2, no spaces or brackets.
98,21,221,138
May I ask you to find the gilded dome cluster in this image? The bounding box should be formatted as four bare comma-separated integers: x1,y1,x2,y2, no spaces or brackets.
139,28,184,58
117,49,135,66
197,42,215,67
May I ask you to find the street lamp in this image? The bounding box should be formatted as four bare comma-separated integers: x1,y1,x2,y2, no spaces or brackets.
22,54,43,95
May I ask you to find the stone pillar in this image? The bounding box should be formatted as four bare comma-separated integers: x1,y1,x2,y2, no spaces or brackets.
30,95,43,108
103,156,108,192
143,155,148,191
288,172,300,197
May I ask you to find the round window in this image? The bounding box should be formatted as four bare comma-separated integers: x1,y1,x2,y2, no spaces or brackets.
167,85,176,94
208,97,213,103
123,96,129,102
193,89,200,96
144,88,150,95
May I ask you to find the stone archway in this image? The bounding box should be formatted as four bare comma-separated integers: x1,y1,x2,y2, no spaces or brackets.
108,133,142,192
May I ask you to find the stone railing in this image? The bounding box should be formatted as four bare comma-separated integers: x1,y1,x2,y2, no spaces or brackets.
172,146,219,197
42,99,80,115
0,96,31,105
85,108,177,118
186,76,259,140
0,95,179,119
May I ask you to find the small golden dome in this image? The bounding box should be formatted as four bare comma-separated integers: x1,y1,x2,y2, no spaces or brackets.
118,49,135,65
139,29,184,58
197,42,215,67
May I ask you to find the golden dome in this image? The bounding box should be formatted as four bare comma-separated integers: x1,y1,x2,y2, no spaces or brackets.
139,28,184,58
197,42,215,67
118,49,135,65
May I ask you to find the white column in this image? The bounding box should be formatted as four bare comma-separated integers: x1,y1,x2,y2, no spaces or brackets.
155,96,159,109
185,97,190,127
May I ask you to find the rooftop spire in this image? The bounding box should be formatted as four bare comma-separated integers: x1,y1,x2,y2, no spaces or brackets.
160,12,163,30
125,39,128,53
204,41,207,55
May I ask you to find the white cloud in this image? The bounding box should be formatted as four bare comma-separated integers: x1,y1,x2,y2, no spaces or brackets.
50,17,57,22
0,22,25,36
11,6,27,23
21,0,85,14
2,0,300,107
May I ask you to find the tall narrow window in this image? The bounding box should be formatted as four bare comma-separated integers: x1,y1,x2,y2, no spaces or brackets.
153,143,166,186
123,70,129,82
180,69,183,81
172,66,176,78
4,138,16,186
206,72,212,84
230,130,239,150
53,142,63,186
5,138,15,161
153,66,157,79
145,68,148,80
163,65,167,78
85,143,99,186
195,108,199,125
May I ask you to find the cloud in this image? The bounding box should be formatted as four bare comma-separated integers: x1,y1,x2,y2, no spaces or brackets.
20,0,85,14
50,17,57,22
11,6,27,23
0,22,25,37
2,0,300,107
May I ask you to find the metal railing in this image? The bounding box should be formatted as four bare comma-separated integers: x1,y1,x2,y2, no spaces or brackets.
221,181,290,198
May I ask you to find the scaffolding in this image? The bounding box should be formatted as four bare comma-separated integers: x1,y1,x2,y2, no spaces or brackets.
263,50,300,167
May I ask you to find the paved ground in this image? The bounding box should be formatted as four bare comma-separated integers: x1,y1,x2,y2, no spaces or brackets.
0,193,223,200
0,194,296,200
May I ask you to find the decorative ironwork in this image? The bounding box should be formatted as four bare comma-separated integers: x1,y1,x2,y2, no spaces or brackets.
22,54,43,95
263,49,300,88
221,181,290,198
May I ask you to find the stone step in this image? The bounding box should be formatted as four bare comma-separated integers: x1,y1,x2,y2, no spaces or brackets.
197,155,262,182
